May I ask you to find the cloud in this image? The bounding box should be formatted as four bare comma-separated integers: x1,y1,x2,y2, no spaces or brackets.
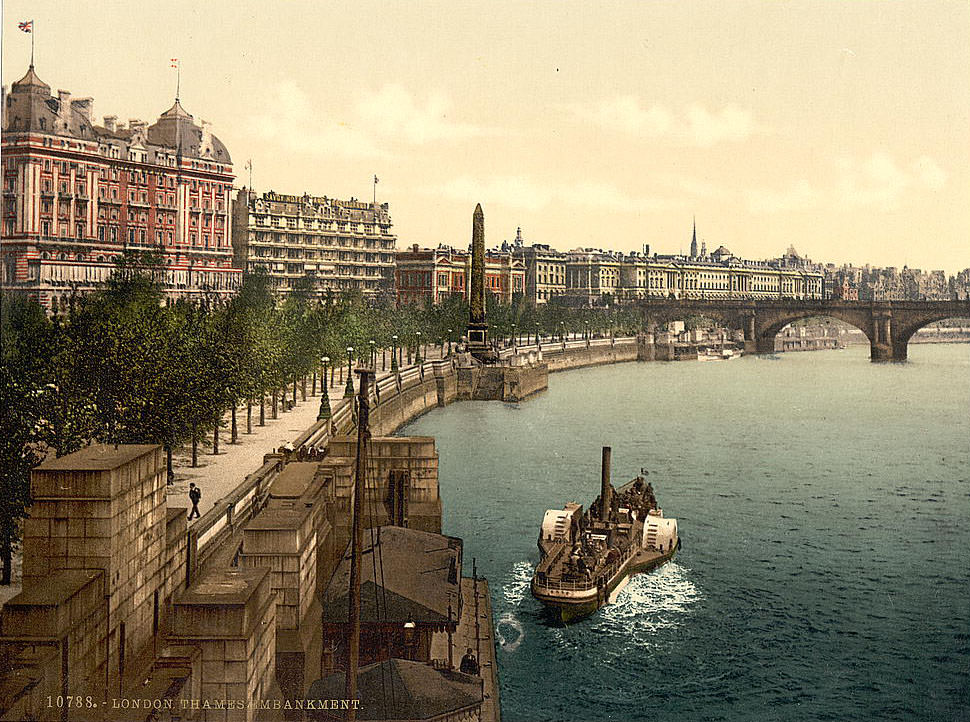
247,81,497,160
686,103,755,147
426,175,681,213
571,96,673,136
744,152,948,214
249,81,381,159
837,152,946,210
746,180,821,214
431,175,554,211
357,84,492,145
571,97,755,146
913,155,947,190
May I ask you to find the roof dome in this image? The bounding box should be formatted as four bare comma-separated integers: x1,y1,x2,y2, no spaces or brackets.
11,65,50,94
158,99,193,120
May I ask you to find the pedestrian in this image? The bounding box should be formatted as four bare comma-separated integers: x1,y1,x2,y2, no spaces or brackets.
188,482,202,520
459,648,479,675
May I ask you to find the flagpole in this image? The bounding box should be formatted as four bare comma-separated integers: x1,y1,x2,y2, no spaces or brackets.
31,23,35,67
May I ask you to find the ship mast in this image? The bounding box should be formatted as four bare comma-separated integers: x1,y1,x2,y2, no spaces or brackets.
346,367,374,720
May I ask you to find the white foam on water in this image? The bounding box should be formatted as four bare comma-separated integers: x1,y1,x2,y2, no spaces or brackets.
496,612,525,653
596,562,702,642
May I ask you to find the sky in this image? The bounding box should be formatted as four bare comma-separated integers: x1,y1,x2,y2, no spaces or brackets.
2,1,968,273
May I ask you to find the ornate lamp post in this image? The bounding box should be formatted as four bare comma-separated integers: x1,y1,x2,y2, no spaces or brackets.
368,339,376,369
391,335,399,372
344,346,355,397
447,328,453,356
415,331,422,364
559,321,565,343
585,320,590,347
317,356,331,420
511,322,516,349
535,321,540,347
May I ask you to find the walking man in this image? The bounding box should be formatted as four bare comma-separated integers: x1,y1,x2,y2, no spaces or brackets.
188,482,202,520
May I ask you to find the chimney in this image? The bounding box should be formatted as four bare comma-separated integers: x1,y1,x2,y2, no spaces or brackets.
71,98,93,123
600,446,612,522
103,115,117,132
412,244,418,253
643,243,650,256
57,90,72,119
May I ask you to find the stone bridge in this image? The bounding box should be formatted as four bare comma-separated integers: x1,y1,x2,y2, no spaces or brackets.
635,298,970,361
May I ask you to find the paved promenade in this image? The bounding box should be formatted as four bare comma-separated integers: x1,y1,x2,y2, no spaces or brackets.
167,347,448,522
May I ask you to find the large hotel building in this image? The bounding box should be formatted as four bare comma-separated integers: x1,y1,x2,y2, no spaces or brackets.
1,65,240,308
231,188,397,298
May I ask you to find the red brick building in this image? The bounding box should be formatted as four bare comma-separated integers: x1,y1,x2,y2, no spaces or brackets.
396,244,524,306
1,65,239,309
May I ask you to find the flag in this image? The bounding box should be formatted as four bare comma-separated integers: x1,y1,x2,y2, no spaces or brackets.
245,159,252,170
374,175,379,184
170,58,179,68
19,20,33,32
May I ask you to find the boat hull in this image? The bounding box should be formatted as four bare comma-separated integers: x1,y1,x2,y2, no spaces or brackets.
532,545,678,624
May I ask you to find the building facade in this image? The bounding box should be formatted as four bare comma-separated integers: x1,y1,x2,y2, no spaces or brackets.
231,188,396,298
1,65,239,308
509,229,566,305
563,248,623,305
509,229,824,306
617,245,824,302
395,244,525,306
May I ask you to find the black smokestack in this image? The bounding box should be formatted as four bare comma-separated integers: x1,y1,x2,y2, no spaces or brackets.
600,446,612,522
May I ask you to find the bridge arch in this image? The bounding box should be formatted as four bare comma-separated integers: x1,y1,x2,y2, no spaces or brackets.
635,298,970,361
752,306,873,355
890,314,970,361
755,310,872,355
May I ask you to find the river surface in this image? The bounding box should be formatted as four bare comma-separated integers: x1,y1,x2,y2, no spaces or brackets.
399,344,970,721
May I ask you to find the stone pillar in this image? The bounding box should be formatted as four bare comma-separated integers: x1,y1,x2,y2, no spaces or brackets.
169,568,276,722
743,314,760,354
637,332,656,361
870,312,894,361
467,203,490,359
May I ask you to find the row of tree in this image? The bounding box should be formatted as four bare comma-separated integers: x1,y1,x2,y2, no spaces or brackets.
0,264,644,584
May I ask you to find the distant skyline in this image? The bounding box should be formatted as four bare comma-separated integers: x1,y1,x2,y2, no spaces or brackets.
3,1,968,273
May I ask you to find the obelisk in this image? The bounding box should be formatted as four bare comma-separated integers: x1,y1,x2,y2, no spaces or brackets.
467,203,490,358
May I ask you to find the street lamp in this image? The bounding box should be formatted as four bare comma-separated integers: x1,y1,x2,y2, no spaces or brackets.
317,356,332,420
535,321,540,346
559,321,565,343
403,618,417,660
447,328,453,356
415,331,422,363
511,322,516,348
344,346,355,397
391,335,399,372
585,320,590,347
369,339,376,369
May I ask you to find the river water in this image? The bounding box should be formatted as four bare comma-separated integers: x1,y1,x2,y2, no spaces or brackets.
399,344,970,722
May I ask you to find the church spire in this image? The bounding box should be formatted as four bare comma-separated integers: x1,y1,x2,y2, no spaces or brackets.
690,216,698,259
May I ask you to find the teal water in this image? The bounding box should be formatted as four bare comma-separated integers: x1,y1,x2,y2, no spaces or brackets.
400,344,970,721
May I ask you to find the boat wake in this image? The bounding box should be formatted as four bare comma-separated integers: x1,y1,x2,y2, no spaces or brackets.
592,562,702,642
495,560,534,654
496,612,525,652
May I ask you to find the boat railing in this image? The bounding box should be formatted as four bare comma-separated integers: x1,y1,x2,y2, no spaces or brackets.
535,540,569,575
534,542,638,592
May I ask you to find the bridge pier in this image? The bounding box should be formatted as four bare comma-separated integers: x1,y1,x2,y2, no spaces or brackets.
870,312,902,362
